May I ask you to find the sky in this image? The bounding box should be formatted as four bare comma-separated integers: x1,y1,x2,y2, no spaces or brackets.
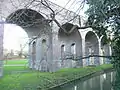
4,24,28,51
50,0,88,15
3,0,88,51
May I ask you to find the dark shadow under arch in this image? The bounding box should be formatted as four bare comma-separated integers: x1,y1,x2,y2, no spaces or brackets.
58,23,74,35
6,9,46,28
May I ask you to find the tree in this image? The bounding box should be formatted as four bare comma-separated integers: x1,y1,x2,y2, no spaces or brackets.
86,0,120,89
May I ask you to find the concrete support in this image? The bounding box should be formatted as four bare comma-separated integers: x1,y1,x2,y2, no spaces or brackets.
0,20,4,77
52,31,61,71
109,44,112,56
98,39,103,65
28,40,32,68
82,38,86,66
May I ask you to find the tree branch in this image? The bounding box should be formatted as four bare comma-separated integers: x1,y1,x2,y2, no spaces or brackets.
77,25,92,29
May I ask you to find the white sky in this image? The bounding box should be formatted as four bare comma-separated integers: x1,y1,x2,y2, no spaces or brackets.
4,24,28,51
3,0,88,51
51,0,88,15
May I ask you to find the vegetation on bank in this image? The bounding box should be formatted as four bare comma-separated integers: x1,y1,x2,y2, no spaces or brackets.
0,64,113,90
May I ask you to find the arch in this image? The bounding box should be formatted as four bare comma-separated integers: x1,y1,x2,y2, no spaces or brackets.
71,43,76,55
61,44,65,60
6,9,46,27
5,9,51,38
4,9,52,71
42,39,47,59
85,31,99,65
101,36,111,64
58,23,82,67
61,45,65,52
4,24,28,50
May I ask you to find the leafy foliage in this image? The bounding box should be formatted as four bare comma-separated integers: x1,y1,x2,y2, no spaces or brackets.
86,0,120,89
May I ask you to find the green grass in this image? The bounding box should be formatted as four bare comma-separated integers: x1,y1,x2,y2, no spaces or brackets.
4,59,28,65
0,64,113,90
3,66,31,75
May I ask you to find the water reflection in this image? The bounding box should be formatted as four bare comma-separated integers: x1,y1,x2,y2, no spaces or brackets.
52,72,115,90
103,73,106,79
74,86,77,90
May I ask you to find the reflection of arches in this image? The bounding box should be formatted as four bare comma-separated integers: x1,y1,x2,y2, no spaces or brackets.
101,36,111,64
32,41,36,68
85,31,99,65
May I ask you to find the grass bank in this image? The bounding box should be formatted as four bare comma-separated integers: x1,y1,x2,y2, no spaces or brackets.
0,64,113,90
4,59,28,65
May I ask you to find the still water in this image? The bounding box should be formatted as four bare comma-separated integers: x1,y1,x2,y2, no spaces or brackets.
52,72,115,90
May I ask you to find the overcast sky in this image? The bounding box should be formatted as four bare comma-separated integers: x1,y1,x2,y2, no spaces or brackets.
3,0,88,51
4,24,28,51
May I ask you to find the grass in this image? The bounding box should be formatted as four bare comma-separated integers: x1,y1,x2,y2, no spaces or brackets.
3,66,30,75
0,63,113,90
4,59,28,65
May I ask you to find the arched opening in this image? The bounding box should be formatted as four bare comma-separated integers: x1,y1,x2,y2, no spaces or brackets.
58,23,82,67
6,9,49,38
5,8,50,71
61,44,65,60
101,36,111,64
42,39,47,60
85,31,99,65
71,43,76,56
4,24,28,62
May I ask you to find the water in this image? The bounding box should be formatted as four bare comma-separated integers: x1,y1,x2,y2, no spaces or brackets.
51,72,115,90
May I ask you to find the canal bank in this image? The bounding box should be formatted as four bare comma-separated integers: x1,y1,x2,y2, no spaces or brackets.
50,70,115,90
0,64,113,90
48,64,114,90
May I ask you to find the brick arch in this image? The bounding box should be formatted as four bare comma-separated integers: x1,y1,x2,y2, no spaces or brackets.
58,23,83,67
6,9,46,27
100,36,111,64
5,9,51,38
85,31,99,65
